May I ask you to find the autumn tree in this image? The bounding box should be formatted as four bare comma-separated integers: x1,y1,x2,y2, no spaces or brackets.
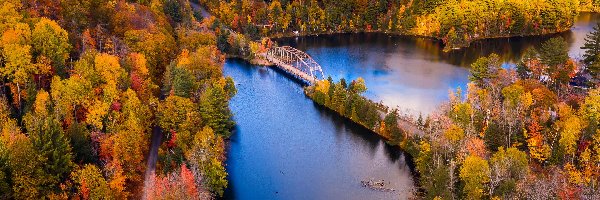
557,104,583,162
157,95,197,132
71,164,113,199
349,77,367,94
0,141,9,199
488,147,528,197
501,84,532,147
470,53,501,88
268,0,284,32
185,126,227,197
124,28,177,84
444,124,464,146
202,157,228,197
31,18,71,75
106,89,150,185
526,121,551,163
146,164,210,200
7,134,49,199
0,20,36,107
460,155,490,199
581,88,600,136
125,53,157,102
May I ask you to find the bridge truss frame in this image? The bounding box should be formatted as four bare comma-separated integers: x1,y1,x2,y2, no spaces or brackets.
266,46,326,83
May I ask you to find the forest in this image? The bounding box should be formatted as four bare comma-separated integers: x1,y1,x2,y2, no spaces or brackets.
409,31,600,198
2,0,600,199
307,22,600,198
199,0,591,50
0,0,234,199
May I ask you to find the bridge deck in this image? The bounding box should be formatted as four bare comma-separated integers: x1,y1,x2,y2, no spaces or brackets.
267,57,317,84
263,46,324,85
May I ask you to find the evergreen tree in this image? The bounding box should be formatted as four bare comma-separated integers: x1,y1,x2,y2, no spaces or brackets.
162,65,195,98
384,109,403,143
417,114,424,128
582,23,600,77
327,76,335,99
224,77,237,99
332,82,348,115
29,118,74,190
200,84,235,137
66,122,96,164
171,67,195,98
340,78,348,89
582,22,600,65
469,53,501,87
589,55,600,78
539,37,569,67
164,0,183,23
517,47,539,79
217,29,231,53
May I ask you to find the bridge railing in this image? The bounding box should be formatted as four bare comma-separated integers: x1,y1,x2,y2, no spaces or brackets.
265,46,325,83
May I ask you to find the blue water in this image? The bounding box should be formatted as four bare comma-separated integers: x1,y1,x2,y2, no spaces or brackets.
223,60,414,200
223,13,599,200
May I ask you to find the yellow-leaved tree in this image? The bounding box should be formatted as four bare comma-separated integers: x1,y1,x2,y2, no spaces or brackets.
460,154,490,200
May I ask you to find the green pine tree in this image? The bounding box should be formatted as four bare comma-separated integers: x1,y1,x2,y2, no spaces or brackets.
384,109,403,143
469,53,501,87
539,37,569,67
582,23,600,77
332,82,348,115
29,117,74,190
200,84,235,137
66,122,96,164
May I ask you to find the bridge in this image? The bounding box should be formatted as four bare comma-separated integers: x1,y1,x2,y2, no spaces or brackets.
264,46,325,84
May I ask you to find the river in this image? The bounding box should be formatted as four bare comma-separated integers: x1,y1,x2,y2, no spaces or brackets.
223,13,599,199
277,13,599,115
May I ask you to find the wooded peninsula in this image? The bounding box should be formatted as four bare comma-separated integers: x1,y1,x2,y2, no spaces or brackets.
1,0,600,199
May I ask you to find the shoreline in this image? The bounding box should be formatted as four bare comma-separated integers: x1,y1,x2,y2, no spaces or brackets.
302,83,422,191
266,27,575,52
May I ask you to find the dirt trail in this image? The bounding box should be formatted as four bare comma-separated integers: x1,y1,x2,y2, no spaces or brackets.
142,127,162,199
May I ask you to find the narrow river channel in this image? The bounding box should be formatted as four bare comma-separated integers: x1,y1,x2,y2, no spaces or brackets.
223,13,599,200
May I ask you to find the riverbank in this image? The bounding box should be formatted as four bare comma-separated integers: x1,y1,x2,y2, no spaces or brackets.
268,27,576,52
302,78,422,193
203,0,580,52
303,78,421,155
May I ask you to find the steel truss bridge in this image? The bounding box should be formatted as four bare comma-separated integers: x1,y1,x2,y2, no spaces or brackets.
264,46,325,84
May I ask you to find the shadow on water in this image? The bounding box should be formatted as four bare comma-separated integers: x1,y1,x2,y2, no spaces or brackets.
221,124,242,200
309,100,416,174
